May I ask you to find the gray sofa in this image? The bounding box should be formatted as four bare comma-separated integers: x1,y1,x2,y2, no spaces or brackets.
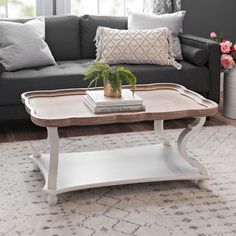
0,15,220,121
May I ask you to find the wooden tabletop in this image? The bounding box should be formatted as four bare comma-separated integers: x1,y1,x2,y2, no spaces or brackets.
21,83,218,127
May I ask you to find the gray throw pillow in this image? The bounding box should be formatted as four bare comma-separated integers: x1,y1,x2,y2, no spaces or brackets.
0,19,56,72
128,11,186,60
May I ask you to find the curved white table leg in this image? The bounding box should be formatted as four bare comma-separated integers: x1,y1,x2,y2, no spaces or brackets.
47,190,58,206
196,179,207,189
177,117,208,188
154,120,171,146
46,127,59,205
32,163,40,172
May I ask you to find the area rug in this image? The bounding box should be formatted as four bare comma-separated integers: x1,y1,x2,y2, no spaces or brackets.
1,125,236,236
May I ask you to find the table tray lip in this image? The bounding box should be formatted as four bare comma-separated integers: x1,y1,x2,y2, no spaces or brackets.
21,83,218,127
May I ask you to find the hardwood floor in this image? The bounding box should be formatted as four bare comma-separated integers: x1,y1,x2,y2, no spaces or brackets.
0,109,235,143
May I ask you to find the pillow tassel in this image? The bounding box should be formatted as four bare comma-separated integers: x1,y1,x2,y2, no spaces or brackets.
95,26,102,61
171,60,182,70
167,30,182,70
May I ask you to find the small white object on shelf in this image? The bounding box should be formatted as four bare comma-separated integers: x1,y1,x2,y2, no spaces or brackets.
86,89,143,107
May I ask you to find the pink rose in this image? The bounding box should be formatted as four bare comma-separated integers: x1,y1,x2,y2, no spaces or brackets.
220,42,231,53
234,43,236,51
222,40,233,47
210,32,217,39
221,54,235,69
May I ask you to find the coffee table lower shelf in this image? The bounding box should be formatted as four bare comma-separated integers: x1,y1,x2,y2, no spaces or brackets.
31,143,207,205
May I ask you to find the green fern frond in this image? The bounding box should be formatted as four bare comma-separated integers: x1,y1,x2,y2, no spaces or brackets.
84,62,136,94
87,77,99,89
116,67,136,94
84,62,110,81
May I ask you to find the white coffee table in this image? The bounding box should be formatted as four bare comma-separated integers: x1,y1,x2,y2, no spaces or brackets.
21,83,218,205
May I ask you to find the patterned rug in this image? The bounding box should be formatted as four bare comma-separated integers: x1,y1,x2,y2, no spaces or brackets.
1,125,236,236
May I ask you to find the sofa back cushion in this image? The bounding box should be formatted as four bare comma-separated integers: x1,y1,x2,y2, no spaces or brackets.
80,15,127,59
0,15,80,61
45,15,80,61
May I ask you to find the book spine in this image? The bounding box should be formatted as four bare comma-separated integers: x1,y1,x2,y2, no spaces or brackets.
94,106,145,113
86,94,143,107
84,97,145,114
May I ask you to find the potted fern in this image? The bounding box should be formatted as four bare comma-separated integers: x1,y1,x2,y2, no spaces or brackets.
84,62,136,97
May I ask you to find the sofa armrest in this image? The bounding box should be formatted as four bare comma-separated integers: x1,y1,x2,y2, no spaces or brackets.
181,44,208,66
0,63,4,78
179,34,221,103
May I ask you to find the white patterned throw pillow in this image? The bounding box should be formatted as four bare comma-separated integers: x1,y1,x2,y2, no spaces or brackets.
95,26,182,70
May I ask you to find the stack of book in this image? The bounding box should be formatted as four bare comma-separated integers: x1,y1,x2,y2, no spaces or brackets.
83,89,145,113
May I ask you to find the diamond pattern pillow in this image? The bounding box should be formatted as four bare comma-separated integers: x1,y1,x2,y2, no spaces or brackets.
95,26,182,70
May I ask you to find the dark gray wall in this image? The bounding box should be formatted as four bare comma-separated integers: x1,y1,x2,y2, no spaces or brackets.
182,0,236,42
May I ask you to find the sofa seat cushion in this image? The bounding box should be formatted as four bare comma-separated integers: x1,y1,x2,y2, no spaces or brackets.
124,61,210,94
0,60,209,106
0,60,93,105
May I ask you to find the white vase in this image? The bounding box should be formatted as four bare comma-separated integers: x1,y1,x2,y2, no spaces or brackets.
223,68,236,119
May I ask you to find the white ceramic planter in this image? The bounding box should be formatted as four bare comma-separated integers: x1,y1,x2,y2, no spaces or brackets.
223,68,236,119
